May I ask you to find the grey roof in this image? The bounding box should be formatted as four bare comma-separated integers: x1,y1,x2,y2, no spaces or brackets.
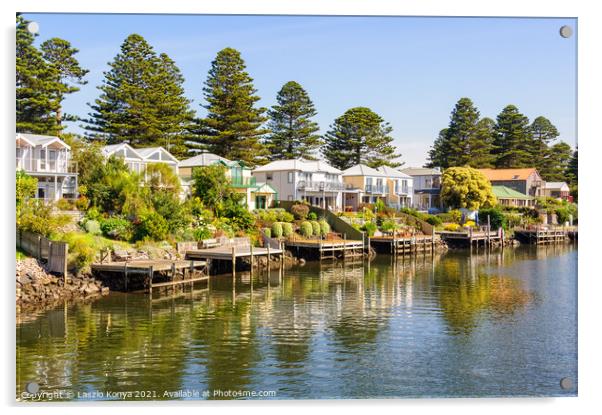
16,133,69,148
252,158,342,174
342,164,387,177
545,181,570,189
136,147,179,162
400,167,442,176
179,152,232,168
102,143,143,159
376,165,412,179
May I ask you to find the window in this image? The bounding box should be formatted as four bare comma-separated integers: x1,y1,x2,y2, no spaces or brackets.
288,195,293,201
425,178,432,188
288,172,294,183
267,173,273,181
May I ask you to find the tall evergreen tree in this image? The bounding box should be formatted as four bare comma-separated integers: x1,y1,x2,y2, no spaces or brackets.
322,107,401,170
470,117,496,168
444,97,481,167
16,15,62,135
266,81,321,160
566,149,578,186
493,105,533,168
85,34,193,157
201,47,268,165
40,37,89,128
530,116,560,173
539,141,573,182
426,128,449,168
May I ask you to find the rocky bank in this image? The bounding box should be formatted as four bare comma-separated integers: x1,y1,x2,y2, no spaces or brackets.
16,258,108,311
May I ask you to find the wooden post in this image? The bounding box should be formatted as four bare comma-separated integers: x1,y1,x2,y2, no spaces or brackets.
343,233,347,261
487,215,491,248
37,235,42,260
148,265,154,292
232,246,236,280
250,243,254,272
171,262,176,283
431,228,435,252
267,243,271,266
64,244,69,285
124,262,128,291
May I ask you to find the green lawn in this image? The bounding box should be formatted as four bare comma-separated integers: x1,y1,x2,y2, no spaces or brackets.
16,248,29,260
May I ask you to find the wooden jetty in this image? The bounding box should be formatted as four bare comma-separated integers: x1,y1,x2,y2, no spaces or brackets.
370,233,437,255
514,226,570,245
437,227,501,248
91,259,208,292
185,243,284,277
285,234,364,261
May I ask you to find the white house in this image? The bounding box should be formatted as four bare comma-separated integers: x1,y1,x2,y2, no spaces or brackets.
400,167,442,211
16,133,78,201
102,143,179,176
251,158,345,211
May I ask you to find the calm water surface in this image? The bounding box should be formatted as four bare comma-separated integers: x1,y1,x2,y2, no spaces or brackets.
17,245,577,400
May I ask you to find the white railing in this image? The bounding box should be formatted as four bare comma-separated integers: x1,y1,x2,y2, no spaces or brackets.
298,180,346,191
16,157,77,174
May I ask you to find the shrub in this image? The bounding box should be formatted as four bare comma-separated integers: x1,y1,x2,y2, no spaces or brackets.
84,219,101,235
380,219,398,232
100,217,133,241
134,211,169,241
63,234,96,271
263,227,271,238
282,222,293,237
271,222,283,238
310,220,321,236
478,207,506,230
464,220,477,228
194,227,213,241
86,207,101,221
361,222,377,237
291,203,310,220
448,209,462,223
300,221,313,237
318,219,330,236
56,198,74,211
277,210,295,222
75,196,89,211
308,211,318,221
444,223,461,231
425,215,442,226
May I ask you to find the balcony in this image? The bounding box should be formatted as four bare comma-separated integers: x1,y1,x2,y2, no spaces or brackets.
365,184,389,194
395,185,409,195
230,176,256,188
16,157,78,174
297,180,346,192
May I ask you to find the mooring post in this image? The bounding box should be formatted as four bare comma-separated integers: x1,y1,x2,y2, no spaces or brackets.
267,243,271,267
343,233,347,261
250,243,254,273
148,265,154,292
171,261,176,283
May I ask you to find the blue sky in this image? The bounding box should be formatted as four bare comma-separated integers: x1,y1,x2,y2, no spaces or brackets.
25,13,577,166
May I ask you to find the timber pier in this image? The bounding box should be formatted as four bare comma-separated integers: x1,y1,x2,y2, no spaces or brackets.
513,226,574,245
437,227,502,249
284,233,364,261
370,232,438,255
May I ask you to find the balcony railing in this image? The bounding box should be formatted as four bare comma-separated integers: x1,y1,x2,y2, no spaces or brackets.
230,176,256,188
365,184,389,194
395,185,409,195
16,157,78,174
297,180,347,191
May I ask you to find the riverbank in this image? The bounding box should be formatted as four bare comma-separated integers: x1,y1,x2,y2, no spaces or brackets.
16,258,108,312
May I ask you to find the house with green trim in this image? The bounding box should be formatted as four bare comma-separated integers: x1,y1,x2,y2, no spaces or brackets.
492,185,535,208
178,153,277,210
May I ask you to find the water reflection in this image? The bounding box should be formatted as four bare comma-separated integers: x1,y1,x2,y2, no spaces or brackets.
17,244,577,400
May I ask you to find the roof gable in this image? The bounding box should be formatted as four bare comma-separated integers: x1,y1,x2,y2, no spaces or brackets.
492,185,533,200
137,147,179,163
342,164,387,177
477,168,540,181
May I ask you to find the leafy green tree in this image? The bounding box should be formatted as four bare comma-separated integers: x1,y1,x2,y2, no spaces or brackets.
192,164,241,212
40,37,89,128
440,167,497,210
16,171,38,226
323,107,401,170
200,47,268,165
540,141,573,182
16,15,62,135
266,81,321,160
62,134,106,189
493,105,533,168
85,34,193,156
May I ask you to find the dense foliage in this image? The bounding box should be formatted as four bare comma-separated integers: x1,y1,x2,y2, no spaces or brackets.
440,167,497,210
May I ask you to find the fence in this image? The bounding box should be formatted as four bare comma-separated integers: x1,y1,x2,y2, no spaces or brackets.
16,229,69,276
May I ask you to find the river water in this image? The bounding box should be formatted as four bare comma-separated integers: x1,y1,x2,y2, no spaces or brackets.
16,245,577,400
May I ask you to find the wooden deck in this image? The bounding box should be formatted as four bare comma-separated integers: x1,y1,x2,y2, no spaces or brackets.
185,244,284,277
285,237,364,261
437,227,501,248
370,234,436,255
514,227,570,245
91,259,208,291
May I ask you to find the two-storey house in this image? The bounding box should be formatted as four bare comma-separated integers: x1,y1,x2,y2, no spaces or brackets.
16,133,78,201
102,143,179,176
179,152,277,210
251,158,345,211
477,168,545,198
376,165,414,209
400,167,442,211
341,164,390,210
